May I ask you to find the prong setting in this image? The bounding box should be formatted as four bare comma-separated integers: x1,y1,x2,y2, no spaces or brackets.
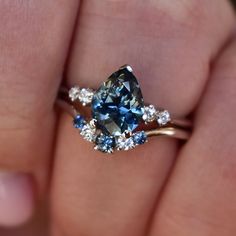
69,86,80,102
67,66,178,154
69,86,94,106
119,64,133,72
116,134,135,151
78,88,94,106
142,105,158,123
157,110,171,126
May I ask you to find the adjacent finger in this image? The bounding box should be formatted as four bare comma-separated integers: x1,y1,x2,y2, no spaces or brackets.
150,32,236,235
52,0,235,235
0,0,79,226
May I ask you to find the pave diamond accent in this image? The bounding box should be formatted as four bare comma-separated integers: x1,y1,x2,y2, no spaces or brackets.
73,115,86,129
157,110,171,126
92,67,144,136
78,88,94,106
142,105,157,123
69,86,94,106
116,135,135,151
133,131,147,145
95,134,115,153
80,120,97,142
69,86,80,101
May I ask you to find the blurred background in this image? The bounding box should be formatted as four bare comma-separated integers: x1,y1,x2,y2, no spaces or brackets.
232,0,236,7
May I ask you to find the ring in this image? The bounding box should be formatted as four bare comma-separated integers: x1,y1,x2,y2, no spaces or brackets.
57,65,192,154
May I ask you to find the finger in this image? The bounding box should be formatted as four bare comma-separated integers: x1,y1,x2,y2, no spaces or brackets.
0,203,48,235
0,0,79,226
52,0,235,235
150,33,236,235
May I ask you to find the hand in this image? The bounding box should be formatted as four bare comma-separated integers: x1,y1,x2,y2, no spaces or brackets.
0,1,235,236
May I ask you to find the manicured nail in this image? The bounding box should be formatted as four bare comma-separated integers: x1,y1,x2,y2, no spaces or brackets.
0,172,35,227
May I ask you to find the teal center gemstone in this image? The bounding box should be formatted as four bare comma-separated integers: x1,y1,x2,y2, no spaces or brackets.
91,67,144,136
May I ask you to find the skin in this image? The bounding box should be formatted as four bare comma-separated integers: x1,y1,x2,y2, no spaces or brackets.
0,0,235,235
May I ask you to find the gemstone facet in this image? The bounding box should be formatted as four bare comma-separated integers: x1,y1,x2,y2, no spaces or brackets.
92,67,144,136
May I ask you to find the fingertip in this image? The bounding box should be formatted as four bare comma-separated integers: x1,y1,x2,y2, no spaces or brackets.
0,172,35,227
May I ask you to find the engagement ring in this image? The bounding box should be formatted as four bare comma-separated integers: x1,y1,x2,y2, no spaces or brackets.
57,65,191,154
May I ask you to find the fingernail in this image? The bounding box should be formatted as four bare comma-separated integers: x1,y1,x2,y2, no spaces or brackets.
0,172,35,227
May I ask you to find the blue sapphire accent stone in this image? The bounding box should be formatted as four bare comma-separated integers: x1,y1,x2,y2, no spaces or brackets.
133,131,147,145
95,134,115,153
73,115,86,129
91,67,144,136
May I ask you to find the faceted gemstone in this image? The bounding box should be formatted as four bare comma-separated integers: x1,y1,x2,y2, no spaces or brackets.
92,67,144,136
78,88,94,106
73,115,86,129
133,131,147,145
80,120,97,142
116,135,135,151
95,134,115,153
142,105,157,123
69,86,80,102
157,110,171,126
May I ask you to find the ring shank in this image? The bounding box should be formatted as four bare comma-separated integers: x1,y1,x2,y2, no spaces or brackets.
145,126,190,140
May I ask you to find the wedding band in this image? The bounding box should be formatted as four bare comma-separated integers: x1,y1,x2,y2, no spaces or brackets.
57,65,192,154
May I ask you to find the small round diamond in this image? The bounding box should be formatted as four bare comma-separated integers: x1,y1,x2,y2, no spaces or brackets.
95,134,115,153
142,105,157,123
116,135,135,151
78,88,94,106
73,115,86,129
133,131,147,145
69,86,80,102
157,110,171,126
80,123,96,142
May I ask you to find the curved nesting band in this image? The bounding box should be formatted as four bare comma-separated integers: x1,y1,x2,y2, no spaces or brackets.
57,65,192,154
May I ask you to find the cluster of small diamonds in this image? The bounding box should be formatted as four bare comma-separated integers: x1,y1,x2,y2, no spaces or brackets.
142,105,171,126
116,131,147,151
72,106,170,154
69,86,94,106
73,115,147,153
70,90,170,153
72,107,170,154
73,115,97,142
95,131,147,153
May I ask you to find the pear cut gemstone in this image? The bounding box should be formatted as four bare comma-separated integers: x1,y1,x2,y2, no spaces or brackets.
92,67,144,136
